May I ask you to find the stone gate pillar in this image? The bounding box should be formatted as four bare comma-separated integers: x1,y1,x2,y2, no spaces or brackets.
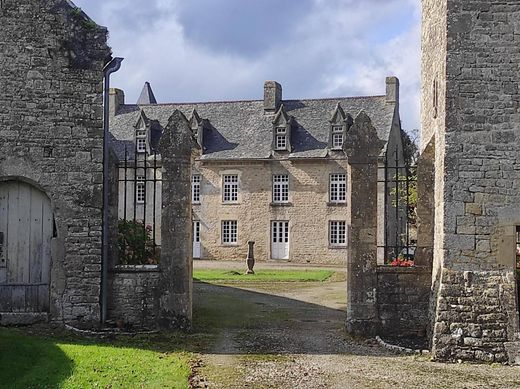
158,110,196,329
345,112,385,335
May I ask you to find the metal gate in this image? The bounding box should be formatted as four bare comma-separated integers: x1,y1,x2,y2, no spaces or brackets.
379,151,417,265
0,181,52,312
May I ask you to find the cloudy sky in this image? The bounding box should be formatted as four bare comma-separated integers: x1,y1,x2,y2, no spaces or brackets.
75,0,421,132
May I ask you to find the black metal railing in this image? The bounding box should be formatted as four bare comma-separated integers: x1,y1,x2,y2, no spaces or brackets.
379,149,417,265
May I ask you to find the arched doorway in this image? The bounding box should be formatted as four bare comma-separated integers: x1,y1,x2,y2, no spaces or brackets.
0,180,52,313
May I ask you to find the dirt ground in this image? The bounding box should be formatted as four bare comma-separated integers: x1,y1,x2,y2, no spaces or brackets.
191,263,520,389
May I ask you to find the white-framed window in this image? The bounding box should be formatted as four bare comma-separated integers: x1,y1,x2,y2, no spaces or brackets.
272,174,289,203
332,126,344,149
329,173,346,203
329,220,347,246
222,220,238,244
136,175,146,204
192,174,201,204
223,174,239,203
136,130,147,153
275,127,287,150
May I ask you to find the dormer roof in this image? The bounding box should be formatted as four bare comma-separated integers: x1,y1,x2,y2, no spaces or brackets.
134,110,150,129
189,109,203,129
137,82,157,105
330,103,347,124
272,104,292,126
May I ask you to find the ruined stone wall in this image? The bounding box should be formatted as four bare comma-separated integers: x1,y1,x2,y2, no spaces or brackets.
193,159,350,265
0,0,110,324
422,0,520,361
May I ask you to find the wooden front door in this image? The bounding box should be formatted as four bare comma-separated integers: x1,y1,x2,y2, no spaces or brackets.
0,181,52,312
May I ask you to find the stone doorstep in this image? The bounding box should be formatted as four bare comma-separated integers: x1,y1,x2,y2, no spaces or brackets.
504,342,520,365
0,312,49,326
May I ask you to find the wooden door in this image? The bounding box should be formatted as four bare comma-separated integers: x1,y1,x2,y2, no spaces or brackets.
0,181,52,312
271,221,289,260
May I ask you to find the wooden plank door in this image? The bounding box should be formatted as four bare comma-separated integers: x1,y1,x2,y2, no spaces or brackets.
0,181,52,312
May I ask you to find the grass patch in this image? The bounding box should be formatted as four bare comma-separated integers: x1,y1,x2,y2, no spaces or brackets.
0,328,191,389
193,269,335,283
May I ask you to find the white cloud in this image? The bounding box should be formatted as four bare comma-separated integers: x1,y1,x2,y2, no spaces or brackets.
74,0,420,131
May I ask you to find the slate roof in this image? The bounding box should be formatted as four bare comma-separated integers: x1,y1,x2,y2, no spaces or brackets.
109,86,397,162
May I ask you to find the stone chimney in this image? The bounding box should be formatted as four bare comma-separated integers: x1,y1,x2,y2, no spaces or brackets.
385,76,399,105
264,81,282,114
109,88,125,117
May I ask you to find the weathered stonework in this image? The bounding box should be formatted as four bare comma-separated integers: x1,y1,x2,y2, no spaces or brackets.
376,267,431,338
158,111,195,329
107,266,161,327
0,0,110,325
345,112,386,335
421,0,520,362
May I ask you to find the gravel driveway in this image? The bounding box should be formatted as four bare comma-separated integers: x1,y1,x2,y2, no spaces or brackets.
191,266,520,389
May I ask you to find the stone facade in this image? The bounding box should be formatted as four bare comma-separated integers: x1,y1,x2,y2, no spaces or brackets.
421,0,520,362
192,160,350,265
0,0,110,325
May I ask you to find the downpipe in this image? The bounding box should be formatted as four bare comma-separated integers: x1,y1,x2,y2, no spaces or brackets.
101,57,123,325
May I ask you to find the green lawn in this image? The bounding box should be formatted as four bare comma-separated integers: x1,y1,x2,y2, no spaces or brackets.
0,328,191,389
193,269,335,282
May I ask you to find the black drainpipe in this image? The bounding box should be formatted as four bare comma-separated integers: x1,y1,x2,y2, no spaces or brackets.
101,57,124,325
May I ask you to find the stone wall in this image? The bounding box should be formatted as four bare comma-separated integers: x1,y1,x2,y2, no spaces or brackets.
0,0,110,324
108,266,160,328
376,267,431,338
422,0,520,361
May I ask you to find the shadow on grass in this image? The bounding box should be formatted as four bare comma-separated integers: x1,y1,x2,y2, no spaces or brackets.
0,329,74,389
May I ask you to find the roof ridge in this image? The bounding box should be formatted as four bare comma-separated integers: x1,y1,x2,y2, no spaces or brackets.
131,94,386,108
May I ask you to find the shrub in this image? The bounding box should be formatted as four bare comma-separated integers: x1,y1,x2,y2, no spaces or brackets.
118,219,158,265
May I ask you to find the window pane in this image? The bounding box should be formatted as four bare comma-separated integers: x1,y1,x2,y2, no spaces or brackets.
222,220,237,244
223,175,238,202
276,135,286,150
333,133,343,148
330,173,346,203
273,174,289,203
192,175,201,203
329,221,346,246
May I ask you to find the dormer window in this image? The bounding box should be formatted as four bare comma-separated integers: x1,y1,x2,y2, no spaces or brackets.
136,129,147,153
332,126,344,149
275,127,287,150
328,103,351,151
272,105,292,152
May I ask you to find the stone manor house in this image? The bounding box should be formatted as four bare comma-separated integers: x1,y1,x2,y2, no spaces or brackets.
109,78,405,265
